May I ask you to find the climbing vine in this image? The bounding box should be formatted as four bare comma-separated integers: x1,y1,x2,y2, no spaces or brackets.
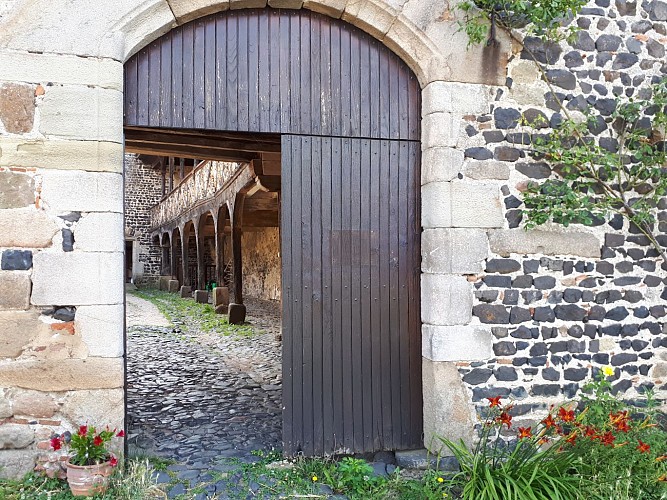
457,0,667,263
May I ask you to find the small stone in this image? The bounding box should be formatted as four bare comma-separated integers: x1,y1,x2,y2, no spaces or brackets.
62,229,74,252
494,108,522,129
486,259,521,274
1,250,32,271
462,368,493,385
533,307,555,322
611,353,637,366
554,304,587,321
494,366,518,381
596,34,622,51
564,367,588,381
545,69,577,90
473,305,510,324
494,146,521,162
515,162,551,179
493,341,517,356
464,147,493,160
612,53,638,69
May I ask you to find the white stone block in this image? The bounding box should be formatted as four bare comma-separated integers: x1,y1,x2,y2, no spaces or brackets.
74,213,124,252
421,147,464,184
303,0,346,17
422,81,491,117
0,51,123,91
421,274,472,325
343,0,398,40
31,252,123,306
421,112,458,149
421,181,451,228
113,0,177,60
40,170,123,213
450,181,504,228
38,86,123,143
488,228,601,258
0,138,123,174
76,305,124,357
0,207,59,248
464,160,511,180
422,324,494,361
166,0,230,24
422,228,488,274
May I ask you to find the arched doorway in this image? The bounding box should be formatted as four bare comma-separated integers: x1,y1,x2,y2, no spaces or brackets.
124,8,421,456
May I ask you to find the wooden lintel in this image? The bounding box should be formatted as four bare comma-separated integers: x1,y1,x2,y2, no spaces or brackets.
125,142,259,163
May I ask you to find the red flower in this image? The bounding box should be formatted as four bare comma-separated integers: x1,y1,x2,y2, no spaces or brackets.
517,427,532,439
637,440,651,454
542,414,557,429
557,407,575,423
78,425,88,437
93,435,103,447
583,426,598,439
565,433,577,445
600,431,616,447
116,430,125,438
50,437,62,451
497,412,512,429
109,456,118,467
610,411,630,433
487,396,502,408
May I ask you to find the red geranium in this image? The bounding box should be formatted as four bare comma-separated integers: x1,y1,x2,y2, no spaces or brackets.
50,423,123,466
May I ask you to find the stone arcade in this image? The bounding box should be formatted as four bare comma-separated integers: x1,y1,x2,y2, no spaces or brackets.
0,0,665,477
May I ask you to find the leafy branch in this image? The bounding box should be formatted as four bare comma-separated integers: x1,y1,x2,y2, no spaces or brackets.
455,0,667,263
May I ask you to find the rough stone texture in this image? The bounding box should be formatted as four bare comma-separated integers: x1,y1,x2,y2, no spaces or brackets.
464,160,511,180
194,290,208,303
180,285,192,298
421,274,473,325
31,252,124,306
11,390,58,418
168,279,180,292
0,208,58,248
1,250,32,271
0,171,34,209
421,112,458,149
124,154,163,285
213,286,230,307
0,138,124,173
422,324,494,361
488,229,601,258
450,181,504,228
228,303,246,324
0,310,48,358
60,389,124,431
0,358,123,391
423,359,475,453
0,271,31,310
242,227,281,300
74,212,124,252
0,83,35,134
40,170,123,212
421,147,464,184
0,449,37,479
0,424,34,450
38,86,122,143
421,181,451,228
422,228,488,274
75,304,124,357
166,0,230,23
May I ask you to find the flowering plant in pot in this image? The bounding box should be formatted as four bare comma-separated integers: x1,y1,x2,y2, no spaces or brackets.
51,424,124,497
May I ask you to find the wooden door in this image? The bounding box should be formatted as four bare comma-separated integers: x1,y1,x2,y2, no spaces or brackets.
281,135,422,455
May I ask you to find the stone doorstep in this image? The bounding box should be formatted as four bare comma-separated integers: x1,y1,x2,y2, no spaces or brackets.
394,449,459,472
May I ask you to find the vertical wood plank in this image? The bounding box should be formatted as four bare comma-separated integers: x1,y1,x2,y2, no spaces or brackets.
124,56,138,125
193,19,206,128
257,12,270,132
357,34,370,138
237,12,249,131
368,40,380,138
319,17,331,136
215,15,227,130
279,13,292,133
378,140,394,449
247,12,260,132
348,30,361,137
309,12,322,137
407,73,421,141
204,20,216,129
148,42,161,127
136,49,149,125
171,30,183,128
310,137,324,455
280,135,294,453
182,23,195,128
359,138,373,451
340,137,353,452
225,12,238,131
320,137,335,453
330,136,344,451
268,10,281,132
159,37,172,128
339,26,351,137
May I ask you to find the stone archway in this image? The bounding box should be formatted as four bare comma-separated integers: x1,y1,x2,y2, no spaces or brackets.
0,0,512,475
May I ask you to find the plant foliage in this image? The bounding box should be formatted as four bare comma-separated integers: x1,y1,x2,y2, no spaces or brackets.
522,78,667,262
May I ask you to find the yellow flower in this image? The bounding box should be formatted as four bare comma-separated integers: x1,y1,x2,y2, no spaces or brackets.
437,477,444,483
311,475,318,482
602,366,614,377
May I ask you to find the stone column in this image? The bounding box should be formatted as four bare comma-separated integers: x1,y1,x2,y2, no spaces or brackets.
170,229,179,281
180,225,190,287
228,195,246,324
194,221,205,291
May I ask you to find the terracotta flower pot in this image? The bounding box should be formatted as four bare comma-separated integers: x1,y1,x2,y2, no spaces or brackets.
66,460,114,497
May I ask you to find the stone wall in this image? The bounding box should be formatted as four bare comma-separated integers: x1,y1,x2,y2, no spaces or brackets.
242,228,281,301
423,0,667,438
124,154,163,285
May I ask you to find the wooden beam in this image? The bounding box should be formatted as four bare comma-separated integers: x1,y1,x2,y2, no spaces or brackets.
125,142,259,163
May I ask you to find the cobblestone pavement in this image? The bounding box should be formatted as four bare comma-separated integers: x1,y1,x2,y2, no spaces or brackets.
126,293,283,497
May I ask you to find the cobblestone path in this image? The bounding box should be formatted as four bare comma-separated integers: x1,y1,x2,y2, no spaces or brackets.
126,292,283,497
